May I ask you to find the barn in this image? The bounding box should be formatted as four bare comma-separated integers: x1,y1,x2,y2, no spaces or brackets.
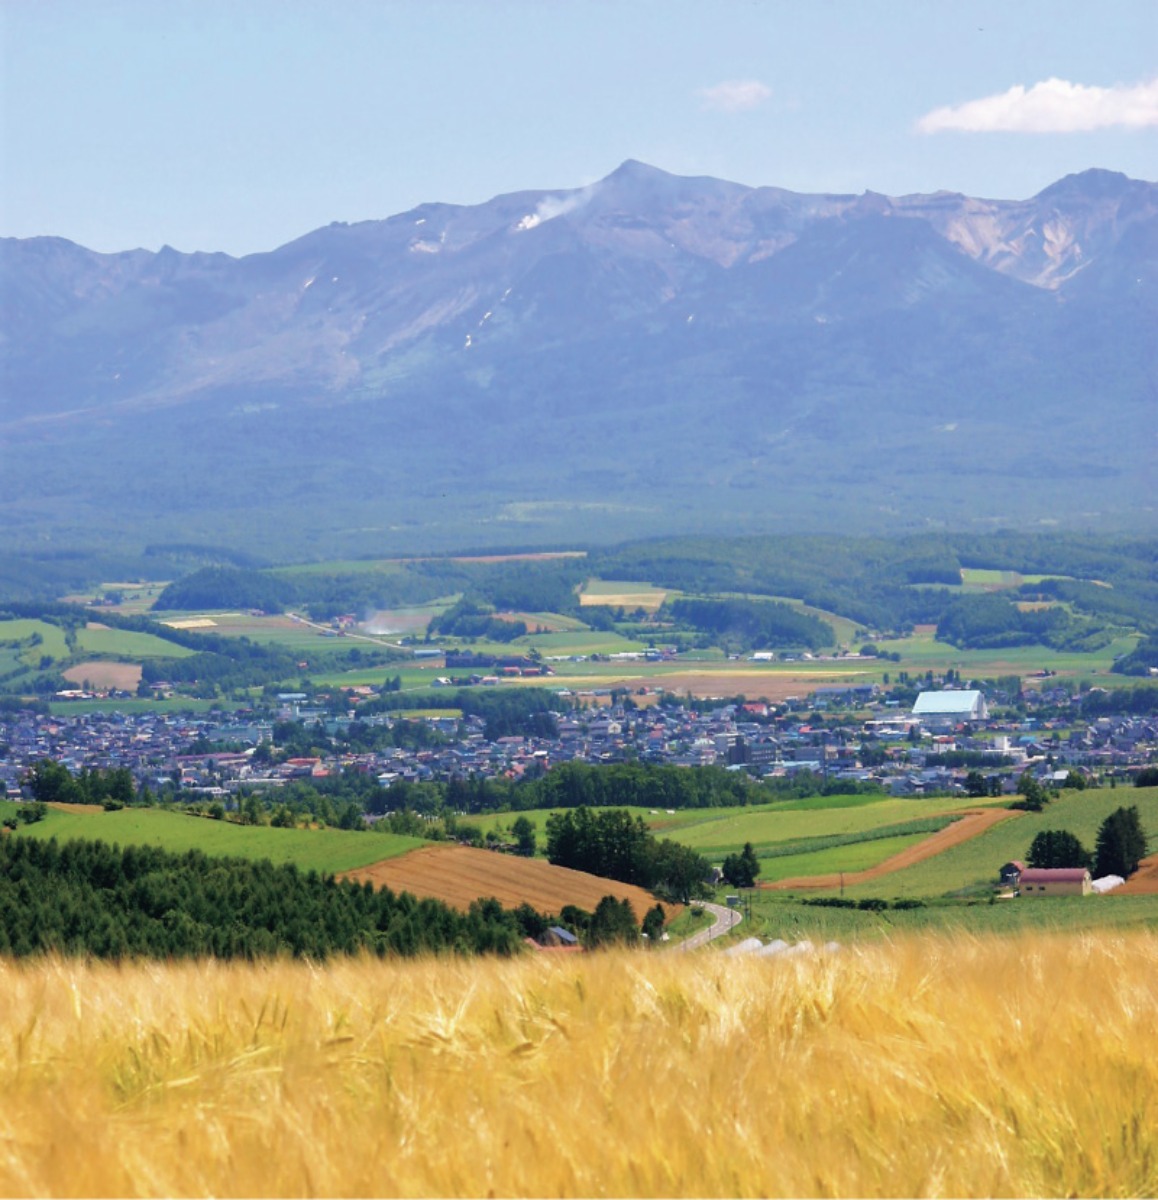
911,689,989,727
1018,867,1092,897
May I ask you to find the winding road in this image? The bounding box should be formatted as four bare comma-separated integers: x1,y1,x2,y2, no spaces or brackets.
676,901,742,951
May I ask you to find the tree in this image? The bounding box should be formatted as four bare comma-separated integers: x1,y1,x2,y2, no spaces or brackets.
1027,829,1092,870
641,903,666,944
1093,806,1148,878
722,842,761,888
1011,772,1049,812
511,815,537,857
964,770,988,799
24,759,80,805
587,896,639,948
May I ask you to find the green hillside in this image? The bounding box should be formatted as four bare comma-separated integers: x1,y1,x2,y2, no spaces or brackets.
3,804,423,875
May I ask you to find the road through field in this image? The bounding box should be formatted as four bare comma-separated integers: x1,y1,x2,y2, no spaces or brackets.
761,807,1021,891
675,901,742,951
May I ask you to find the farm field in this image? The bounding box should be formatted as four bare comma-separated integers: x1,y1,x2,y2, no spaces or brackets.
755,832,929,882
872,628,1136,679
833,785,1158,900
655,795,1000,859
3,804,424,874
0,618,70,663
578,578,669,609
76,624,194,658
344,843,667,917
62,661,143,691
2,933,1155,1196
762,807,1020,891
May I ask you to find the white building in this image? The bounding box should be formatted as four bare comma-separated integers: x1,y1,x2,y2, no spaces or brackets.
911,689,988,726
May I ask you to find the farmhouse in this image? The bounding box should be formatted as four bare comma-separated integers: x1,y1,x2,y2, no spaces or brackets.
912,689,988,727
999,860,1025,886
1018,867,1092,897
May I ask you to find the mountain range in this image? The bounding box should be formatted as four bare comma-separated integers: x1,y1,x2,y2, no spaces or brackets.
1,161,1155,557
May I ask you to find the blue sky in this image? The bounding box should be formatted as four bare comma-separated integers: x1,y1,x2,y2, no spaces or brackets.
2,0,1155,255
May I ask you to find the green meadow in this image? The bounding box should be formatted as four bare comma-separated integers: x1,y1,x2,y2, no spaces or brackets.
4,804,424,874
833,785,1158,900
76,626,194,659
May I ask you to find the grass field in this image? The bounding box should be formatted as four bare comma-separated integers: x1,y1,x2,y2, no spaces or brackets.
2,933,1155,1196
655,795,996,859
0,619,70,664
2,804,424,874
755,832,929,882
461,795,995,869
830,785,1158,900
75,625,194,659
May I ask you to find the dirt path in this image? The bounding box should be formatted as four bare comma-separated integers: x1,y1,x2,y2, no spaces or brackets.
761,807,1021,891
1114,855,1158,895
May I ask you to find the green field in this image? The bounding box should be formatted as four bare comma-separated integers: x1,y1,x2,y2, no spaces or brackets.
461,794,996,864
873,628,1137,679
756,833,929,882
831,785,1158,900
3,804,424,873
0,619,71,664
76,626,195,659
736,890,1158,943
656,795,994,859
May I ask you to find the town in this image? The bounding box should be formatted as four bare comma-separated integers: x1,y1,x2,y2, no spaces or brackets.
4,677,1154,808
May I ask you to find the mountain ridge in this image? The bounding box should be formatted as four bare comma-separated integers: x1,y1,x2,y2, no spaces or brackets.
0,163,1154,556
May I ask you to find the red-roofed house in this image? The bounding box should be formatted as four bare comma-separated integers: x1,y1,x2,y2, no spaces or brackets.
1018,867,1092,897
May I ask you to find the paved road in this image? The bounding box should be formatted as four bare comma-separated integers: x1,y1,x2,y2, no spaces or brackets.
675,901,742,951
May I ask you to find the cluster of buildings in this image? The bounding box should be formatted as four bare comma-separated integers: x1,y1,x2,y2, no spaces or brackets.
1,685,1154,802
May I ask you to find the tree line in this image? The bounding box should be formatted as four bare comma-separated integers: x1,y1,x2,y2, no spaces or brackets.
0,836,538,959
544,806,711,903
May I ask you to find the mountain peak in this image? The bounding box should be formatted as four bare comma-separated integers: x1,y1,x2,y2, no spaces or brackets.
1034,168,1137,202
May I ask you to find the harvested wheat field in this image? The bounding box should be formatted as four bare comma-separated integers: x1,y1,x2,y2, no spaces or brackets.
62,661,143,690
344,843,667,917
763,807,1021,890
1,932,1156,1197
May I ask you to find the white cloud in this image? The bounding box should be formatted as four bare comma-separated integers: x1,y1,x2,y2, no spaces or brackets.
917,77,1158,134
697,80,772,113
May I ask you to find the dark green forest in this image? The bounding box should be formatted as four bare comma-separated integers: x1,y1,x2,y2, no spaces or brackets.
0,837,533,959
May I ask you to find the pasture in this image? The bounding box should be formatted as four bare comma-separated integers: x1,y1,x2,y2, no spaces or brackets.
835,784,1158,900
2,933,1155,1196
75,624,194,659
460,794,999,869
3,804,424,875
0,618,70,664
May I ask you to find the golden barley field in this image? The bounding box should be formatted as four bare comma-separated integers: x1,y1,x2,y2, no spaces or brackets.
1,932,1155,1198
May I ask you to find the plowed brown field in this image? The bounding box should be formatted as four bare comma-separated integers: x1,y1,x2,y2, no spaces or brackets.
63,662,143,690
1115,854,1158,895
761,807,1021,891
344,844,673,918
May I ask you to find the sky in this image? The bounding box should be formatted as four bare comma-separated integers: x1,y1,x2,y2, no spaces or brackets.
2,0,1155,256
